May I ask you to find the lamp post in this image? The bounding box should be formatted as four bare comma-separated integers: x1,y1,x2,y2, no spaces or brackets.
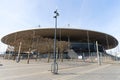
51,9,59,74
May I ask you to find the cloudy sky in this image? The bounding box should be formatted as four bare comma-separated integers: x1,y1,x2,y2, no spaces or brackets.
0,0,120,53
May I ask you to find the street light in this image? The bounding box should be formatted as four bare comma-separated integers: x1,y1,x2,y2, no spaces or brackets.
51,9,59,74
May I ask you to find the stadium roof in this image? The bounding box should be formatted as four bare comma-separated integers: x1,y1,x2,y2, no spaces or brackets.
1,28,118,50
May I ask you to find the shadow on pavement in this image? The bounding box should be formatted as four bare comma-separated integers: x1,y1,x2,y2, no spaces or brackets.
0,64,3,66
57,72,77,75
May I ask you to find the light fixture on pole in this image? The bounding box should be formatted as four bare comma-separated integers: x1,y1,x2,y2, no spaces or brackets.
51,9,59,74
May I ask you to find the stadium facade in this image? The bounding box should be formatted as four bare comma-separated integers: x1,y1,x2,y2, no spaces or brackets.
1,28,118,60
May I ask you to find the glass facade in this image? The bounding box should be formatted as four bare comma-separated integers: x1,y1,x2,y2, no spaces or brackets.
70,42,105,57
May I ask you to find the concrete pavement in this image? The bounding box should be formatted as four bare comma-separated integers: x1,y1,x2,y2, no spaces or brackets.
0,59,120,80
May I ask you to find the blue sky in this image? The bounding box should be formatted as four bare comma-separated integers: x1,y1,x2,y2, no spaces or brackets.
0,0,120,53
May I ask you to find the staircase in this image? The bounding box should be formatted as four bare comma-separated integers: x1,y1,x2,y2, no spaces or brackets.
67,49,78,59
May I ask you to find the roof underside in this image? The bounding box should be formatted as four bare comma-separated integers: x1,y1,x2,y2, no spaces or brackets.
1,28,118,50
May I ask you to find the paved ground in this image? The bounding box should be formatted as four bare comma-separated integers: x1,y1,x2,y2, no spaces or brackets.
0,59,120,80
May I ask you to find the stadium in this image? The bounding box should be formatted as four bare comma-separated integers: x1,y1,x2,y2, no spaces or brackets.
1,28,118,62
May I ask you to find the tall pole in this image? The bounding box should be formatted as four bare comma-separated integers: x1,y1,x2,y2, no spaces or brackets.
16,42,22,63
51,9,59,74
96,41,101,65
87,31,92,62
27,48,31,64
